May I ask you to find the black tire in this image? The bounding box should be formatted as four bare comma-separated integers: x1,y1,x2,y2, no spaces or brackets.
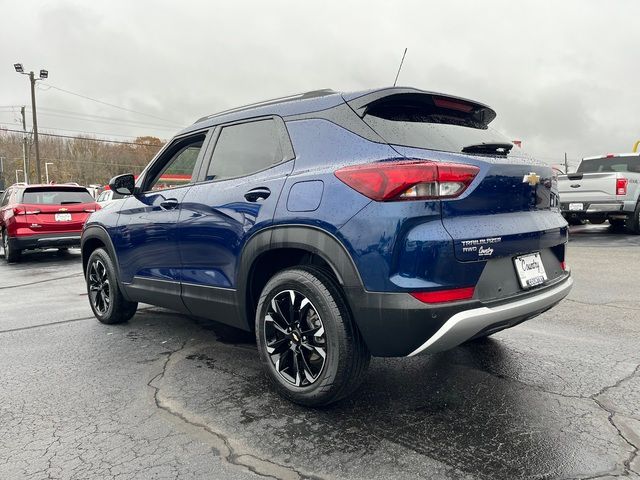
2,229,21,263
609,218,626,229
86,248,138,324
567,217,585,226
627,202,640,235
255,266,370,407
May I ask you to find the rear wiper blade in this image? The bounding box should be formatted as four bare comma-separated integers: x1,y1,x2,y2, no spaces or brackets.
60,201,82,204
461,142,514,155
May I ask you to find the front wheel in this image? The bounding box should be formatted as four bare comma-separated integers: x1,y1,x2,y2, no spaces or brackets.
86,248,138,324
2,230,21,263
255,267,370,407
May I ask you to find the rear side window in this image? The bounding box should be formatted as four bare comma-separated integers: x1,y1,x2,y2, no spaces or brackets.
206,119,283,181
0,189,11,207
577,156,640,173
22,187,94,205
361,93,511,155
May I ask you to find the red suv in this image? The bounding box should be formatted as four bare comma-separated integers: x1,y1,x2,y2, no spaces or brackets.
0,184,100,262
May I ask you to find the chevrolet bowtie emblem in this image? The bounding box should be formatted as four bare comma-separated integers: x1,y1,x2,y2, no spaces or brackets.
523,172,540,186
59,208,68,212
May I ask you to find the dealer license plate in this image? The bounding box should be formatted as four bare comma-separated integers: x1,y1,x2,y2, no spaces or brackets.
569,203,583,211
514,252,547,289
55,213,72,222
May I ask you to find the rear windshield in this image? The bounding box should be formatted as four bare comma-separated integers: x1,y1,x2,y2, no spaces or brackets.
22,187,94,205
362,94,512,154
577,156,640,174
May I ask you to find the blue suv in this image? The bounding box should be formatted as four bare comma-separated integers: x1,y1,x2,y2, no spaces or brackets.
81,87,572,406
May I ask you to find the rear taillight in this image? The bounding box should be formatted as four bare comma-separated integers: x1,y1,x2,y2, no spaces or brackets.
561,261,568,271
410,287,475,304
13,207,40,215
334,160,479,201
616,178,628,196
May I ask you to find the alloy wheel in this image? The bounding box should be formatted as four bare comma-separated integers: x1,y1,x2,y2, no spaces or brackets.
263,290,327,387
88,259,111,315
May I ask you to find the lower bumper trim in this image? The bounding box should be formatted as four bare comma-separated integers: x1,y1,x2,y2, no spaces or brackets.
407,276,573,356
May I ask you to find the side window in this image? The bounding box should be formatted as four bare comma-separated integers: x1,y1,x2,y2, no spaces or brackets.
206,119,283,181
146,133,206,192
0,189,12,207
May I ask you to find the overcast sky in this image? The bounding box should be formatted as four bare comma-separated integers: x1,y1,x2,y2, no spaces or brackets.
1,0,639,169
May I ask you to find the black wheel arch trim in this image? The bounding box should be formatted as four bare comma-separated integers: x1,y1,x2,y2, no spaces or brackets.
81,225,131,300
236,225,365,331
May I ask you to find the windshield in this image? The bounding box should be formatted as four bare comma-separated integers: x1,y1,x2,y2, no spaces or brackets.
22,187,94,205
577,156,640,173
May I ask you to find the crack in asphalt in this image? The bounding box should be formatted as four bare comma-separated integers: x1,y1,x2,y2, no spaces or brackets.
0,272,83,290
589,363,640,478
564,298,640,312
475,358,640,479
0,315,96,334
0,307,156,335
148,342,326,480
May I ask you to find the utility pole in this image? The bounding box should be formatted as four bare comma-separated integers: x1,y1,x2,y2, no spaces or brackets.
20,106,28,184
14,63,48,184
564,152,569,174
0,155,5,190
29,72,42,183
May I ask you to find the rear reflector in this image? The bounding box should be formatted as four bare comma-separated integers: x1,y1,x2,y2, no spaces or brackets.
616,178,628,196
335,160,479,201
561,261,568,271
410,287,475,304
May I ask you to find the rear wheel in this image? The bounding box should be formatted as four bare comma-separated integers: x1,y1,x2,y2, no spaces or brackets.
255,267,370,407
2,230,21,263
86,248,138,324
628,203,640,235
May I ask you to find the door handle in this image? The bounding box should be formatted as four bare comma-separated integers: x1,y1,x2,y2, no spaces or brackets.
244,187,271,202
160,198,180,210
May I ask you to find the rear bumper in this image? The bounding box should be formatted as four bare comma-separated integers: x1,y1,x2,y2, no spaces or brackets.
408,275,573,356
561,201,630,218
9,233,82,250
348,273,572,357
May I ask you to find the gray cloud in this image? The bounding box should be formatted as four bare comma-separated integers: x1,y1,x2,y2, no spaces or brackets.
1,0,639,169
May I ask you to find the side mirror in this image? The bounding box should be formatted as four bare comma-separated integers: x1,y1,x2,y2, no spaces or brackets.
109,174,136,196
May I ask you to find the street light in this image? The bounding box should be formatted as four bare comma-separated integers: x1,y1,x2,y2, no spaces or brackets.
14,62,49,184
45,162,54,183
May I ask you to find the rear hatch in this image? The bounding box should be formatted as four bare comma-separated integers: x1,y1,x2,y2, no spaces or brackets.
20,187,97,233
347,89,566,265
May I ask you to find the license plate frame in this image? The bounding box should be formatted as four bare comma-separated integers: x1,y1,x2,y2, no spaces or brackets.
514,252,548,289
568,203,583,211
55,213,72,222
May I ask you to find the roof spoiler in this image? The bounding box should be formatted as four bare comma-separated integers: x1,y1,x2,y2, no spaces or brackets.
343,87,497,126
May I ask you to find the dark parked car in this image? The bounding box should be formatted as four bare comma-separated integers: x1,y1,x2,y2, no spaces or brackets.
1,184,100,262
81,87,572,406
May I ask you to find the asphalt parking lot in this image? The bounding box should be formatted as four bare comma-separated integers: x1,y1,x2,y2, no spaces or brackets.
1,224,639,480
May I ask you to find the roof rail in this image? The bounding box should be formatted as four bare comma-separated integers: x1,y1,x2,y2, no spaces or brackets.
195,89,336,123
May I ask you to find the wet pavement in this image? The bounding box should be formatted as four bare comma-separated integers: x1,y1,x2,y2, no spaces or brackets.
0,224,638,479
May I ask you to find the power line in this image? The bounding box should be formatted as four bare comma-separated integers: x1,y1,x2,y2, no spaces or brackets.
26,109,178,131
38,83,182,126
0,120,167,140
0,127,164,146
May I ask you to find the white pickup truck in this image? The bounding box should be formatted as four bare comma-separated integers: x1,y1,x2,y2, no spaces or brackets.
558,153,640,233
